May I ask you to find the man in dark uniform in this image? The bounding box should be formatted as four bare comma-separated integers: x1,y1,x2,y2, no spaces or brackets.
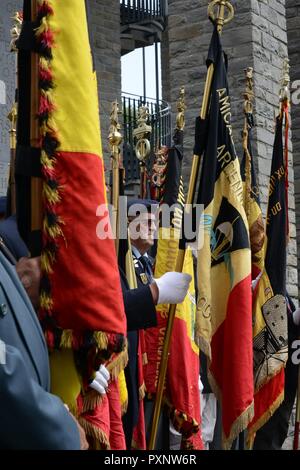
0,245,86,449
0,196,7,220
0,214,28,261
121,199,191,449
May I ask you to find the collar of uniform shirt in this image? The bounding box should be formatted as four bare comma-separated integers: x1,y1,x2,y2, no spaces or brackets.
131,245,150,261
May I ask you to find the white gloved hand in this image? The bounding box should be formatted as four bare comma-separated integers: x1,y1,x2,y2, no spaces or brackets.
293,308,300,326
154,272,192,305
89,364,110,395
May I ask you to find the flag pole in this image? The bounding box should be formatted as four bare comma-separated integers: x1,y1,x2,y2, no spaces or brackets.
242,67,254,219
148,0,234,450
133,105,152,198
30,0,43,256
109,100,123,256
7,12,22,216
294,366,300,450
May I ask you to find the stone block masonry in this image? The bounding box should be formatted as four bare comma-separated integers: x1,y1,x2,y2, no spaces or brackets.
162,0,298,301
87,0,122,177
0,0,23,196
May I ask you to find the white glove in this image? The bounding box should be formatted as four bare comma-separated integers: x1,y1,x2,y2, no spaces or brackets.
89,364,110,395
293,308,300,326
154,272,192,305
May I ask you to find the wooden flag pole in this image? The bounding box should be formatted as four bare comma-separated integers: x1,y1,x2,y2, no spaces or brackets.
30,0,43,253
148,0,234,451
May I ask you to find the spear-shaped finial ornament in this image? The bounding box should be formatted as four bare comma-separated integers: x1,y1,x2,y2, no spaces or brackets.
108,100,123,254
208,0,234,33
176,86,186,131
243,67,254,115
10,11,23,52
279,58,290,105
133,105,152,163
108,100,123,152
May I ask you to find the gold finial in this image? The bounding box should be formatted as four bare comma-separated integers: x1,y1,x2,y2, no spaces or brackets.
108,100,122,150
7,103,18,149
208,0,234,33
10,11,23,52
133,105,152,163
243,67,254,115
279,58,290,104
176,86,186,131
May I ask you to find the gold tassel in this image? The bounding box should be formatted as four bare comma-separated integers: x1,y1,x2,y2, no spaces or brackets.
34,16,49,37
41,251,54,274
139,382,146,401
43,219,64,239
40,292,53,310
43,183,61,205
39,57,50,71
41,88,56,105
93,332,109,350
41,150,55,170
107,348,129,380
81,390,104,413
78,416,110,450
60,330,74,349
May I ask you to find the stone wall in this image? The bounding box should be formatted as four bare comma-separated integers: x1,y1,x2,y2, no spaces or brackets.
0,0,22,196
87,0,122,175
162,0,298,300
287,0,300,299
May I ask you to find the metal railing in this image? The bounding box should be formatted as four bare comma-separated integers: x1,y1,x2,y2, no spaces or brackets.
120,0,168,26
122,92,171,183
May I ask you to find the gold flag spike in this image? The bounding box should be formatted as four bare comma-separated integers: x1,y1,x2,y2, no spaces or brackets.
176,86,186,131
10,11,22,52
108,100,123,255
208,0,234,33
133,105,152,163
133,105,152,198
243,67,254,114
279,58,290,103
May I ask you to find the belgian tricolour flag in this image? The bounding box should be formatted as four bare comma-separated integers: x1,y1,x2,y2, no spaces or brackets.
144,130,202,449
16,2,126,353
240,112,265,280
195,28,254,449
248,111,289,443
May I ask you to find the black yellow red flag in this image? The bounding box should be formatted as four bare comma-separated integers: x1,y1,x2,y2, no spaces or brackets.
240,112,265,279
195,27,254,449
248,111,289,441
145,130,203,449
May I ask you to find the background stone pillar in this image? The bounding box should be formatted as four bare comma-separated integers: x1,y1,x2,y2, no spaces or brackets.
287,0,300,299
162,0,298,300
0,0,22,196
87,0,122,173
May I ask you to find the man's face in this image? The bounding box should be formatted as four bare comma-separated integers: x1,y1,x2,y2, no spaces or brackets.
129,212,158,253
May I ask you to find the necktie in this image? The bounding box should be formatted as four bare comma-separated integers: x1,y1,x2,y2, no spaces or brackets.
139,255,153,283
